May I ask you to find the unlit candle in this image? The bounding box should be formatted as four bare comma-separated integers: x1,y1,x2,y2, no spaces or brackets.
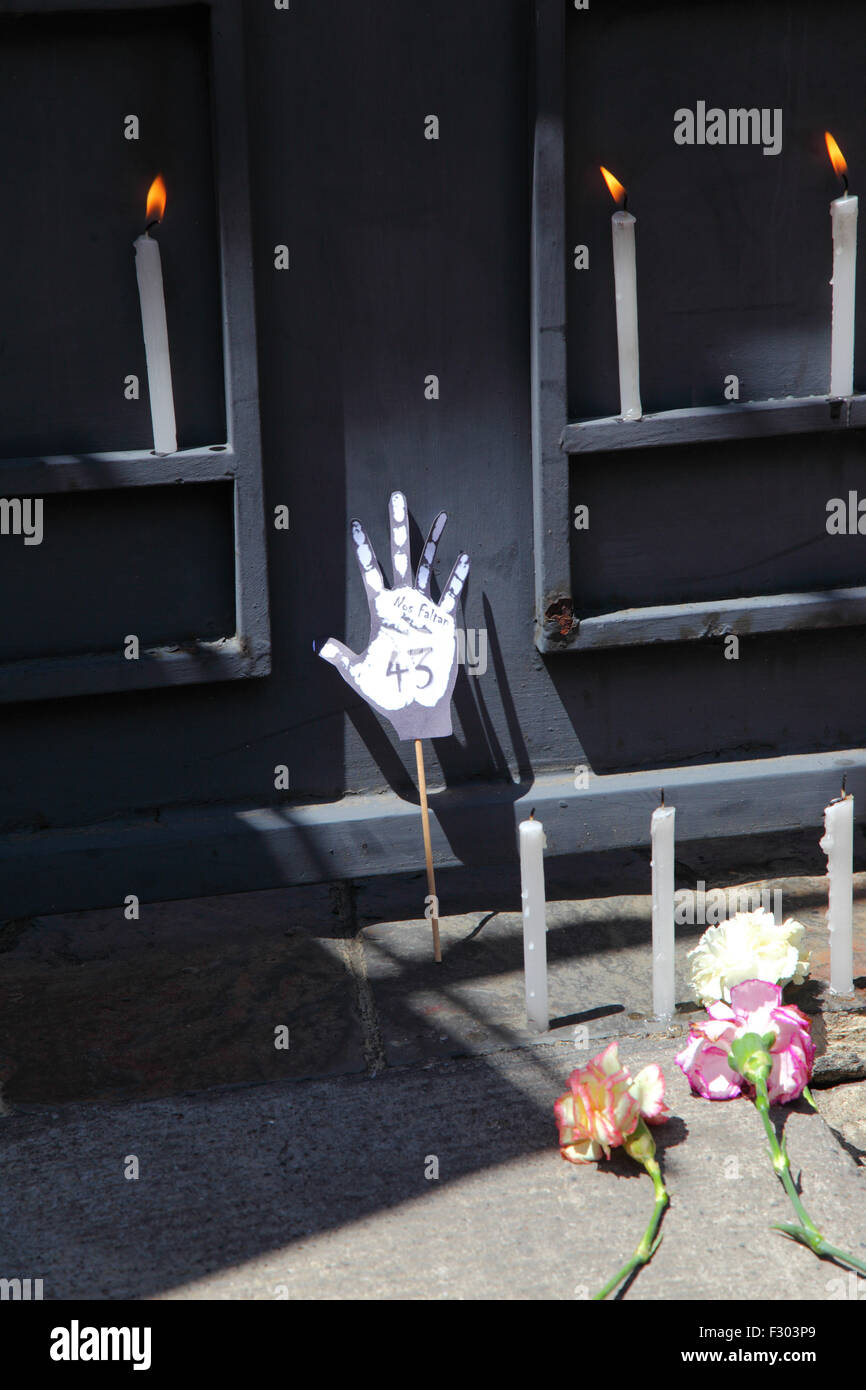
651,802,676,1019
820,793,854,995
519,815,548,1032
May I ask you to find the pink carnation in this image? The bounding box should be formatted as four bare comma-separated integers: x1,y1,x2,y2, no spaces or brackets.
675,979,814,1104
554,1042,668,1163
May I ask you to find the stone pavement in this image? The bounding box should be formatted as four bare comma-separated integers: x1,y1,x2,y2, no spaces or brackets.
0,1038,864,1301
0,870,865,1299
1,871,864,1102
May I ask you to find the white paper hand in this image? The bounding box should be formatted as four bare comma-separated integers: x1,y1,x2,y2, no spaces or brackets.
319,491,470,740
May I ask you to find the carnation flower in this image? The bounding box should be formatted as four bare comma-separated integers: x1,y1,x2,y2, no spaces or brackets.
675,979,815,1104
554,1042,668,1163
687,907,809,1006
675,981,866,1281
554,1045,673,1300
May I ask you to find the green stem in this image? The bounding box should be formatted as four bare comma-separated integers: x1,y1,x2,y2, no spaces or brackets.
753,1078,866,1278
592,1159,668,1301
753,1083,816,1231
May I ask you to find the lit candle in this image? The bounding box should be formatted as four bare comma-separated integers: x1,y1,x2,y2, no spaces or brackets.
651,793,676,1019
826,132,858,398
519,811,548,1032
820,788,854,995
134,175,177,455
601,165,641,421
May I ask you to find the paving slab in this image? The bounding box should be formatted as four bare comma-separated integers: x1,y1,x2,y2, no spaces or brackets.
1,871,865,1106
813,1080,866,1166
361,875,866,1077
0,1037,864,1301
0,886,365,1104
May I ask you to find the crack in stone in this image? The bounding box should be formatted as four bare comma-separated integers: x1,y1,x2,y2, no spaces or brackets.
338,937,386,1078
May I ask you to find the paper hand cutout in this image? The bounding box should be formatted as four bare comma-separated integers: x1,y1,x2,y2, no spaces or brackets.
319,491,470,740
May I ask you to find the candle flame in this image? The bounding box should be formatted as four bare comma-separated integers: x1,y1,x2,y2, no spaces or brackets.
825,132,848,181
600,165,626,206
145,175,167,226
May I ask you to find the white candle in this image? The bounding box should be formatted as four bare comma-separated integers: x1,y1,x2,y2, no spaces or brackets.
134,176,177,455
820,792,854,995
519,814,548,1032
651,801,676,1019
601,166,642,421
826,132,858,398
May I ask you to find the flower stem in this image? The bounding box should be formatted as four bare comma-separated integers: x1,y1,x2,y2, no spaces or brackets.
592,1159,668,1301
753,1079,866,1277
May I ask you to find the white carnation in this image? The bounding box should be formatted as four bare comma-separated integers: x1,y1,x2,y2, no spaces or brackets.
687,907,810,1006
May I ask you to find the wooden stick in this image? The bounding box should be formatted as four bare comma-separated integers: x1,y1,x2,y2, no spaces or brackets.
414,738,442,962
